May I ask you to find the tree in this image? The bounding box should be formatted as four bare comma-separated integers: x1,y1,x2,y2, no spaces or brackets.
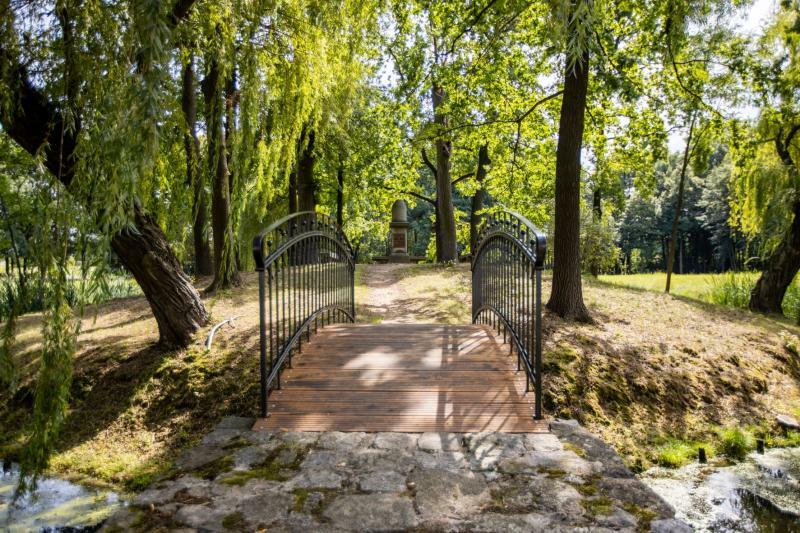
547,0,592,321
665,114,697,292
202,53,241,291
0,0,209,347
181,54,213,276
738,0,800,314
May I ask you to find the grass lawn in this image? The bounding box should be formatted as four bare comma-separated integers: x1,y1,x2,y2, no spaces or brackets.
597,272,734,299
1,265,799,493
598,271,800,323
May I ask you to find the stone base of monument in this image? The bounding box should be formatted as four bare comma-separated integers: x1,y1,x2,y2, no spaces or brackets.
373,255,426,264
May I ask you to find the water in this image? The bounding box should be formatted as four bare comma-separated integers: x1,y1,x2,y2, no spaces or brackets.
0,461,122,532
640,448,800,532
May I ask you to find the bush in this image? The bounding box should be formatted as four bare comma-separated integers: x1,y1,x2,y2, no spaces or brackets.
581,210,620,276
629,249,643,274
716,426,755,460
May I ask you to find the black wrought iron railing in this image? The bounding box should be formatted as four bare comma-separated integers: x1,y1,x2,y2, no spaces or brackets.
471,209,547,419
253,211,355,417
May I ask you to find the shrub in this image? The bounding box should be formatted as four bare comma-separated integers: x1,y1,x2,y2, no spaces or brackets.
581,210,620,276
704,271,800,322
716,426,755,460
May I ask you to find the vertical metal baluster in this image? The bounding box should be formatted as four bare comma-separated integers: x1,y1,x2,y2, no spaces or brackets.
535,260,543,420
258,258,267,418
306,233,311,340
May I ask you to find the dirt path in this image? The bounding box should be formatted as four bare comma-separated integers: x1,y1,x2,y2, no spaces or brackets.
357,264,419,323
356,264,472,324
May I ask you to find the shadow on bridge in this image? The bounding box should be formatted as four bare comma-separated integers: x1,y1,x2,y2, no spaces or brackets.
253,323,547,433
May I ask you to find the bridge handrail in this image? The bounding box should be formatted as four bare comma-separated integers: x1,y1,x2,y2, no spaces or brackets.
252,211,356,418
471,208,547,419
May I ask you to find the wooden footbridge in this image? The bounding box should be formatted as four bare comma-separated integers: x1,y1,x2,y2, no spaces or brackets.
252,210,547,433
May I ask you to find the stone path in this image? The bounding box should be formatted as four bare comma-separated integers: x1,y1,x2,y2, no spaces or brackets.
102,417,689,532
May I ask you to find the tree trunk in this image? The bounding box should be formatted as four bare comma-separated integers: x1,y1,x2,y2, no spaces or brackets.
181,55,212,276
336,165,344,228
592,188,602,218
202,58,241,292
297,130,317,212
469,144,490,256
289,169,298,214
750,200,800,314
224,69,242,272
431,84,458,262
111,204,209,346
0,40,208,347
749,129,800,314
665,115,695,293
546,52,591,321
589,187,602,277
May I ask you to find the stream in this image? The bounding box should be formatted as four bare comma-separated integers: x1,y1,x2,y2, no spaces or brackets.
0,461,122,532
640,447,800,532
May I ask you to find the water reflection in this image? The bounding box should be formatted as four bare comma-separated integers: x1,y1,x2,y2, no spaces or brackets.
640,448,800,532
0,461,121,532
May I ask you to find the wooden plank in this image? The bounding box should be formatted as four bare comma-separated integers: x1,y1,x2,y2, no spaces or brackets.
254,323,546,434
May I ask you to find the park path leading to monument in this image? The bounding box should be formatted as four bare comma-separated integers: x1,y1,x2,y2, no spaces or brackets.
357,263,472,324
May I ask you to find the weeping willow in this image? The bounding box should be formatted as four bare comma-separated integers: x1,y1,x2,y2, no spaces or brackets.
1,0,382,492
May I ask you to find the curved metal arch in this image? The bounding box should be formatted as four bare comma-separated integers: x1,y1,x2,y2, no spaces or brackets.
472,209,546,269
471,208,547,420
253,211,355,271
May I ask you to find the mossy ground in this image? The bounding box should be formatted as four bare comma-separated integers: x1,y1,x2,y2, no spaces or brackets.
2,265,800,491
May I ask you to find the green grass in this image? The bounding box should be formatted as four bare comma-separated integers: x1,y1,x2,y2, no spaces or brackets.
716,426,756,460
597,272,800,321
654,439,713,468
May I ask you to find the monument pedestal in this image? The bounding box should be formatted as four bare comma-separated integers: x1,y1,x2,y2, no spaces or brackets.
386,200,410,263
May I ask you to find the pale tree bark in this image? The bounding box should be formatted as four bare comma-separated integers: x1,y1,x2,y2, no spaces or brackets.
547,51,591,321
665,114,696,293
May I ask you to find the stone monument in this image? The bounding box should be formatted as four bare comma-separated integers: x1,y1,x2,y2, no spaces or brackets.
389,199,409,260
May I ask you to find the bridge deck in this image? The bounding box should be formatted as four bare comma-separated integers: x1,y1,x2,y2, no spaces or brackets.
253,323,547,433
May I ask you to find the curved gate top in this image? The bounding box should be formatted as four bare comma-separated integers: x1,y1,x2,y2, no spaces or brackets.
472,210,547,419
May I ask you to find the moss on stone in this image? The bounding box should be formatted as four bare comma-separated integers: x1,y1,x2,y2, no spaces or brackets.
293,488,310,513
193,455,234,481
538,468,566,479
581,496,614,517
623,502,658,533
222,511,247,530
219,441,309,485
563,442,587,458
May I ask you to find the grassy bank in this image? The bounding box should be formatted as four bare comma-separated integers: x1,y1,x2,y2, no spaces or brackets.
1,265,799,493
